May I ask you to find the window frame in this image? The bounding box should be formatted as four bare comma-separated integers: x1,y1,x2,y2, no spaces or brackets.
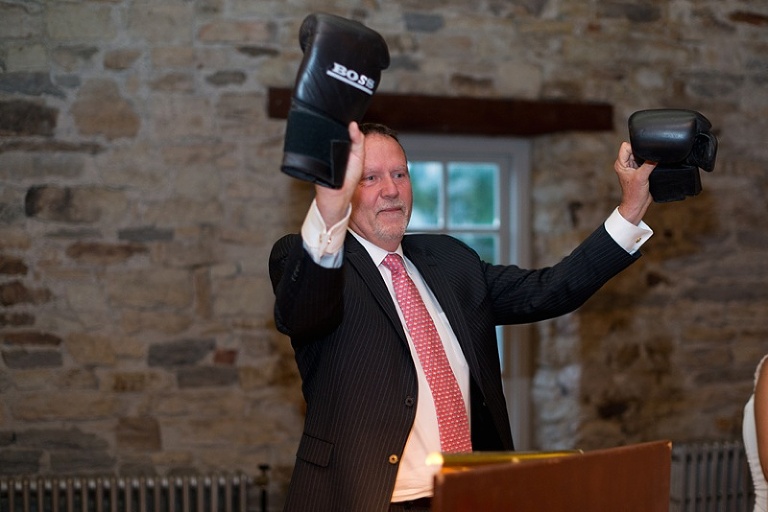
398,133,534,449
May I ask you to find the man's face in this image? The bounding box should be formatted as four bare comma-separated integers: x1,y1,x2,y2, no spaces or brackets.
349,133,413,252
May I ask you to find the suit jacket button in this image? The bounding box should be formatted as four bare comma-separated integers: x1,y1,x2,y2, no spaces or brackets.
405,396,415,407
388,454,399,464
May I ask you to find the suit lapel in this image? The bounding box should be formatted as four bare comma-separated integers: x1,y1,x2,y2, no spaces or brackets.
402,237,481,374
344,233,408,343
344,233,482,375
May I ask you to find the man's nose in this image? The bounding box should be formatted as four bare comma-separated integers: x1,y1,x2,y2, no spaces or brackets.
380,176,399,197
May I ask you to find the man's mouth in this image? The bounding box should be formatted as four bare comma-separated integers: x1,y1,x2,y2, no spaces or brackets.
378,205,403,215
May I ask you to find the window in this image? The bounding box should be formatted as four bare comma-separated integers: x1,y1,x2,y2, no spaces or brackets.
409,160,501,262
399,133,534,449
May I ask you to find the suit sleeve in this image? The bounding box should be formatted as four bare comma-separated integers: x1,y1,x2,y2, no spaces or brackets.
269,233,345,341
486,224,640,324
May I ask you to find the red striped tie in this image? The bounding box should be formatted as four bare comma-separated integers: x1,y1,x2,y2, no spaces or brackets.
382,253,472,453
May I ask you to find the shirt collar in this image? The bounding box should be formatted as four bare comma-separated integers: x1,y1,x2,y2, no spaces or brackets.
348,229,404,267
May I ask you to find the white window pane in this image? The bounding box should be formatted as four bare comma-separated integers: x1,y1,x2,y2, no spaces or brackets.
447,162,500,228
453,233,499,264
409,161,443,229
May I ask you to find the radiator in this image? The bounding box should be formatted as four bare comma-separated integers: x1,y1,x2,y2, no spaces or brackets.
670,440,755,512
0,473,251,512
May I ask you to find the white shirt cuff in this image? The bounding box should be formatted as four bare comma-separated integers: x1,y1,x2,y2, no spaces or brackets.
301,199,350,268
604,207,653,254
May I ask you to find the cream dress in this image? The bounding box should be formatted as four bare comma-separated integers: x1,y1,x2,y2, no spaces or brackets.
744,354,768,512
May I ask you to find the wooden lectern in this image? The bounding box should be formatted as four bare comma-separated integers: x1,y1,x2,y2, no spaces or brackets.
432,440,672,512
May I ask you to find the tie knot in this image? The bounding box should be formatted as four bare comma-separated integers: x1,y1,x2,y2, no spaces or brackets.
382,253,405,275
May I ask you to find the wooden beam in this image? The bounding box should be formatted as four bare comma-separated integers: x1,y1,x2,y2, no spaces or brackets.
267,87,613,136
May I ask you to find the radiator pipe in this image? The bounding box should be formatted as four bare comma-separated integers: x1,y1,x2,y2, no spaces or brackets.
256,464,270,512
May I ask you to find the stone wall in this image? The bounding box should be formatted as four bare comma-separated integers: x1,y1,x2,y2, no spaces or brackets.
1,0,767,508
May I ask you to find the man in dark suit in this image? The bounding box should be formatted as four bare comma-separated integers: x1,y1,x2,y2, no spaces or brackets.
269,122,655,512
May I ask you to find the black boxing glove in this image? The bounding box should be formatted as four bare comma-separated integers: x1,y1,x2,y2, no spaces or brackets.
628,109,718,202
281,13,390,189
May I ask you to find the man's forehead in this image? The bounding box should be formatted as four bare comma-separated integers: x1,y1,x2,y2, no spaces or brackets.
365,134,406,157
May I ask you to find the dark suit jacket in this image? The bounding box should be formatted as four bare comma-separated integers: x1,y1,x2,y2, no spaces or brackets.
269,226,639,512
